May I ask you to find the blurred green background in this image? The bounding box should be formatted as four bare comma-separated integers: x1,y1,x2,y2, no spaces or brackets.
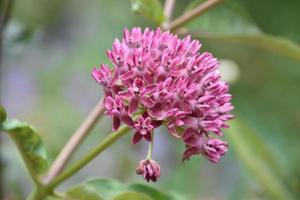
1,0,300,199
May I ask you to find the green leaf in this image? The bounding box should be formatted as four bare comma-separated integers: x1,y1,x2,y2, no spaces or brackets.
86,179,125,199
236,0,300,43
201,34,300,63
67,179,124,200
67,179,178,200
113,191,153,200
129,184,176,200
185,0,261,34
1,119,48,183
67,185,103,200
130,0,165,25
0,105,7,123
225,118,294,200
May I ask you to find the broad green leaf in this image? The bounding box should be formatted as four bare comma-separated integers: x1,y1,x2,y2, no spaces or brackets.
130,0,165,25
67,185,103,200
185,0,261,34
225,118,295,200
236,0,300,43
67,179,124,200
46,197,66,200
86,179,125,200
1,119,48,182
129,184,176,200
113,191,153,200
67,179,178,200
0,105,6,122
201,34,300,63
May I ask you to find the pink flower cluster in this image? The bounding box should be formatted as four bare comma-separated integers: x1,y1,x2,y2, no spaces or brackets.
92,27,233,182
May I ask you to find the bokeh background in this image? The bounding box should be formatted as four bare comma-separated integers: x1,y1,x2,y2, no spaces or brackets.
1,0,300,199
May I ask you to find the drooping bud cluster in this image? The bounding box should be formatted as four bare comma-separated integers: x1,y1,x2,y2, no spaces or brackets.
136,159,161,182
92,27,234,182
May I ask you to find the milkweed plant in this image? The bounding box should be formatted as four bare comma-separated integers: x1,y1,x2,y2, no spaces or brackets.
1,0,235,199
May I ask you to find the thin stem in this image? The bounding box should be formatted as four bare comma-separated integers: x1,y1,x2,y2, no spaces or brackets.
26,186,51,200
162,0,176,29
166,0,222,31
46,124,131,189
43,99,105,184
146,132,154,160
27,187,39,200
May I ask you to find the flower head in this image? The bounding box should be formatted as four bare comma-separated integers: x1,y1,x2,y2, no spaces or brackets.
136,159,161,182
92,27,234,181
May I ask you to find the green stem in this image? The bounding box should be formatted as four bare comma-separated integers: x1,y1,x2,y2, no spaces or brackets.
27,188,38,200
44,99,105,184
146,131,154,160
46,124,132,189
26,186,50,200
166,0,222,31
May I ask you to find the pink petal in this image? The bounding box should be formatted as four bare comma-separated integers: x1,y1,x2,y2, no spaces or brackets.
112,117,121,131
109,71,119,86
120,71,134,81
182,128,195,141
118,91,132,98
144,132,152,141
144,72,153,84
140,96,154,108
132,132,142,144
151,120,163,128
167,124,181,139
129,98,139,115
91,68,101,83
120,114,134,127
144,84,156,94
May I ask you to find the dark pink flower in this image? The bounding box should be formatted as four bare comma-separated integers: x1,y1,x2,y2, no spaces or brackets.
104,95,134,131
92,64,113,86
203,138,228,163
182,133,228,163
119,78,155,115
132,116,154,144
136,159,161,182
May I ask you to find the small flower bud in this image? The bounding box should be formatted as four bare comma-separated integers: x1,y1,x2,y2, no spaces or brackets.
136,159,161,182
203,138,228,163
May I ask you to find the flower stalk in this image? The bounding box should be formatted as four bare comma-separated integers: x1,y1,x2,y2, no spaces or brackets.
165,0,222,31
146,132,154,160
162,0,176,29
43,99,105,184
46,124,132,189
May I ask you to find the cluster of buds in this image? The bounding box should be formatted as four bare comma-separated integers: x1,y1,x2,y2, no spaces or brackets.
92,27,233,182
